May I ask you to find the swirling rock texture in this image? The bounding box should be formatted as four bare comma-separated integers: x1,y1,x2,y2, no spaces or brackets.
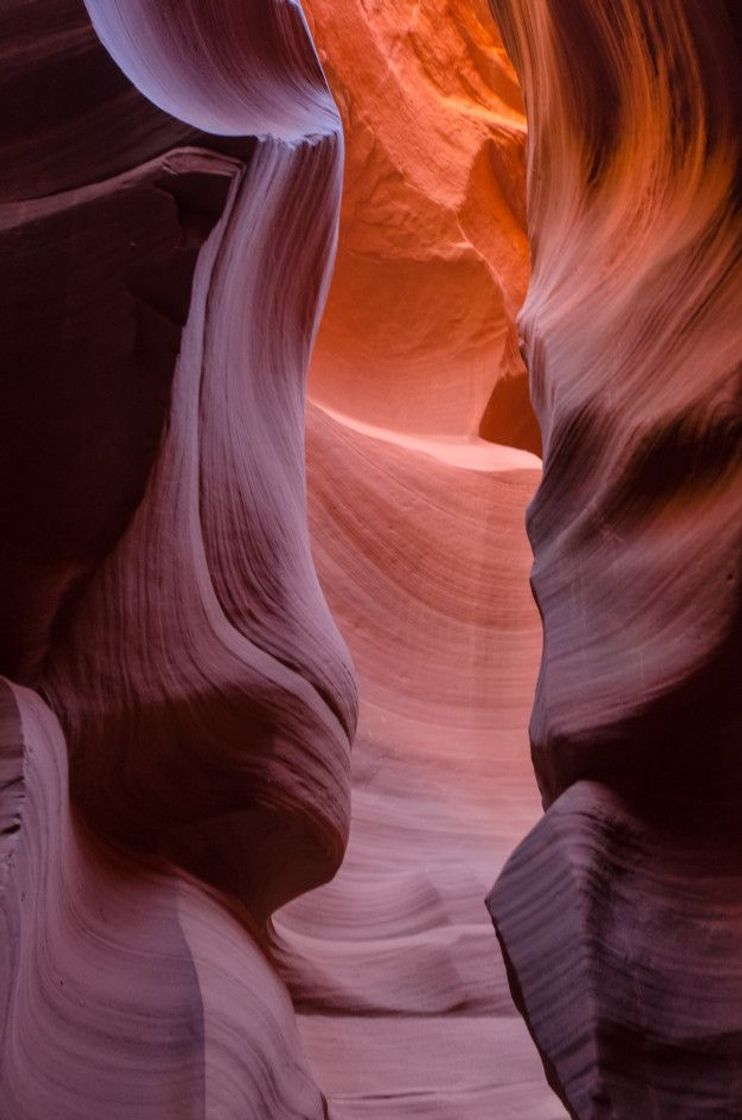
485,1,742,1117
1,0,355,1115
4,0,736,1119
267,1,563,1115
2,1,566,1117
275,407,564,1118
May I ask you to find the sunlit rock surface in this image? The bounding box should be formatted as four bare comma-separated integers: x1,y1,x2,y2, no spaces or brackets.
486,0,742,1115
3,0,736,1116
301,0,540,453
276,407,565,1117
3,1,554,1115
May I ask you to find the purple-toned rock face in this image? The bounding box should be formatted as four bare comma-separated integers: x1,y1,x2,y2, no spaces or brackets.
486,0,742,1115
1,0,739,1116
12,0,356,907
0,2,251,682
1,0,357,1113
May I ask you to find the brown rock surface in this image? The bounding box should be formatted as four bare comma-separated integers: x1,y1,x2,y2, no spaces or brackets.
1,679,328,1119
2,2,556,1114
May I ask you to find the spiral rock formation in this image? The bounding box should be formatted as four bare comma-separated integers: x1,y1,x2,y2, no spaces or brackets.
276,405,564,1118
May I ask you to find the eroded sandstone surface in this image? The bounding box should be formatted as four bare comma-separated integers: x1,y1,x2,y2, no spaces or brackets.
486,1,742,1115
2,1,354,1114
302,0,540,453
1,0,739,1117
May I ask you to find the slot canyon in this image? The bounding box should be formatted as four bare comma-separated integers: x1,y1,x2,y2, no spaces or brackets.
0,1,739,1118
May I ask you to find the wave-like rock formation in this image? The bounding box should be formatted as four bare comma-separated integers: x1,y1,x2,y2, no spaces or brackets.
486,0,742,1115
1,0,355,1114
301,0,540,453
3,1,559,1114
5,0,736,1115
248,2,563,1114
1,679,328,1118
276,407,566,1117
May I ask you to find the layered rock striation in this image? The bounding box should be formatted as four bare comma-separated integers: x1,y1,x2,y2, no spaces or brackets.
3,0,734,1114
276,406,564,1118
486,1,742,1115
3,2,555,1115
1,1,356,1115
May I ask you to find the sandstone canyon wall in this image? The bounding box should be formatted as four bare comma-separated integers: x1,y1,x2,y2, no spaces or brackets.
1,1,356,1115
274,2,565,1115
2,0,566,1115
275,405,564,1118
301,0,540,453
1,0,739,1118
486,1,742,1116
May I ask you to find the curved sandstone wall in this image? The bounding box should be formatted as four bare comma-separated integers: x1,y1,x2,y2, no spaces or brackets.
486,1,742,1115
1,1,355,1115
1,0,737,1116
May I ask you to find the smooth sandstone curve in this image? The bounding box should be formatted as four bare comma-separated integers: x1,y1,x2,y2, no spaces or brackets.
2,0,356,1115
486,0,742,1115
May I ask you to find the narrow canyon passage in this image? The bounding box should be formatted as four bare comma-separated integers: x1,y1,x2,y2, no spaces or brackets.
1,0,738,1116
275,409,564,1118
269,5,566,1113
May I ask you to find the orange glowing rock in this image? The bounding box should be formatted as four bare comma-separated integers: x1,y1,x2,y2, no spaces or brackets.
302,0,540,453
